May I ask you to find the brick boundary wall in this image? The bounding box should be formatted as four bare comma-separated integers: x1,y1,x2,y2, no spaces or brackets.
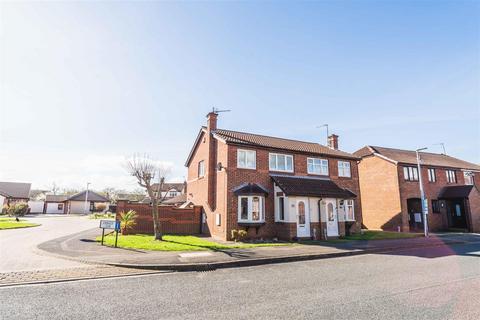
116,200,203,235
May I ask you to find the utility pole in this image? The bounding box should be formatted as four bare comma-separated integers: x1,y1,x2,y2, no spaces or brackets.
84,182,91,214
416,148,428,237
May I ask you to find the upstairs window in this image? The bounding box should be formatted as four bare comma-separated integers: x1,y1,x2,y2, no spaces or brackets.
168,191,178,197
403,166,419,181
428,168,436,183
307,158,328,175
237,149,256,169
464,171,474,185
198,160,205,178
238,196,265,223
269,153,293,172
338,161,351,178
446,170,457,183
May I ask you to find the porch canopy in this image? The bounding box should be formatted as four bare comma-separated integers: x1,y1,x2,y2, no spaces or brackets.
271,175,356,199
438,185,473,199
233,183,269,196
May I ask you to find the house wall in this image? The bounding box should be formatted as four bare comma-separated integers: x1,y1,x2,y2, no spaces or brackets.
223,145,362,240
46,202,65,214
397,165,466,232
28,201,45,213
357,155,402,231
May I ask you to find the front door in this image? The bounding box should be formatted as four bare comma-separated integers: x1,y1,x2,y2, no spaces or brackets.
447,199,467,229
296,199,311,238
407,198,423,231
325,199,339,237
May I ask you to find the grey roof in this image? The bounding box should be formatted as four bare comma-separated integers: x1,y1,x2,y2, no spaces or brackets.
162,194,187,205
68,190,109,202
45,194,68,202
355,146,480,171
0,182,31,199
152,182,185,192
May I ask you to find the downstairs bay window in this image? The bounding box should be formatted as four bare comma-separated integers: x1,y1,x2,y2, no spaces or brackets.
238,196,265,223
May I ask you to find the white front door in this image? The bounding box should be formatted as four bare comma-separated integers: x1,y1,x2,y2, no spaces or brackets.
326,199,339,237
296,199,311,238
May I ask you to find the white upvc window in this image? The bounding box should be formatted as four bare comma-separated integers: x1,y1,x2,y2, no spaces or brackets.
403,166,419,181
345,199,355,221
428,168,436,183
464,171,474,185
307,158,328,175
338,161,351,177
198,160,205,177
446,170,457,183
269,153,294,172
237,149,256,169
238,196,265,223
168,190,178,197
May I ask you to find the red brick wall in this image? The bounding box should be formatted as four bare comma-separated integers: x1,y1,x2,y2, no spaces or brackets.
116,201,202,235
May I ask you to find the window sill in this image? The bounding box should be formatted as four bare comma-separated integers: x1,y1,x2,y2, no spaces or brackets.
237,167,257,171
307,172,329,177
269,169,294,174
338,176,352,179
238,222,265,226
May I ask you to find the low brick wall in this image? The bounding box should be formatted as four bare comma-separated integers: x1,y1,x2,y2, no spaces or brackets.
116,200,203,235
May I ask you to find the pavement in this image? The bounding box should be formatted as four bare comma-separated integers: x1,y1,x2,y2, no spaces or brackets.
1,242,479,319
37,225,480,271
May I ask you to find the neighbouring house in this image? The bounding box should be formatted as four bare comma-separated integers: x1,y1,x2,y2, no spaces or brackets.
140,182,187,204
354,146,480,233
162,193,188,207
0,182,31,207
66,190,109,214
28,189,49,213
44,194,68,214
185,112,362,241
42,190,109,214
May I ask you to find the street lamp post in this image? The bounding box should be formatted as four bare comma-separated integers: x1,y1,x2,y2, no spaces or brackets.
84,182,91,214
416,148,428,237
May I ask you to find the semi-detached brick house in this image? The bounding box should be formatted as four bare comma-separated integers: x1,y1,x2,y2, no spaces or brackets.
354,146,480,233
185,112,362,241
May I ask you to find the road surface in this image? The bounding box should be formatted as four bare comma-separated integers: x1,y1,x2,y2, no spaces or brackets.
1,241,479,319
0,215,98,272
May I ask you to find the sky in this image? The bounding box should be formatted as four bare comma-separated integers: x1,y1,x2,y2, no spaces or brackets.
0,1,479,192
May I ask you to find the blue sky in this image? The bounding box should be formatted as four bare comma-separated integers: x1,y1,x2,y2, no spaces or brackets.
1,1,479,191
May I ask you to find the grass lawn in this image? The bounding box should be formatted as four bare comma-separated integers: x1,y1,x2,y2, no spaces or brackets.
97,234,292,251
344,230,423,241
0,217,40,230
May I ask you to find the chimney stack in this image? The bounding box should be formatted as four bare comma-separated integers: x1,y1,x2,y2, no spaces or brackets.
328,134,339,150
206,112,218,133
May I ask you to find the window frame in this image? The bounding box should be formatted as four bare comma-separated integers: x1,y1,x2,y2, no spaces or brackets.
58,203,64,210
269,153,294,173
237,149,256,170
278,196,285,221
403,166,419,181
431,200,440,214
427,168,436,183
198,160,205,178
238,195,265,223
307,157,329,176
338,161,351,178
446,170,457,183
464,171,474,185
345,199,355,221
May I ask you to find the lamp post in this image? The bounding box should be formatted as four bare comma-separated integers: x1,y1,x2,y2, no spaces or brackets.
416,148,428,237
84,182,91,214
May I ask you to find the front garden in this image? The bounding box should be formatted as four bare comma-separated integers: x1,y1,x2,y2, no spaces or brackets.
97,234,292,251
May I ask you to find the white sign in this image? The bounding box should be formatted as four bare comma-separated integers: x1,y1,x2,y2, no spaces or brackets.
100,220,118,230
414,213,422,223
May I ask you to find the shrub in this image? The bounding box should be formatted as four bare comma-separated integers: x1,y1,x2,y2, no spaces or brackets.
5,202,29,217
1,204,8,215
231,229,248,242
119,210,138,234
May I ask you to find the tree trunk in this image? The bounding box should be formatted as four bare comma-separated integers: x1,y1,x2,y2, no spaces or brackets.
151,198,163,241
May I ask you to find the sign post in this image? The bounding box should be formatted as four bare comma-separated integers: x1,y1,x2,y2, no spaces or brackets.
100,220,121,247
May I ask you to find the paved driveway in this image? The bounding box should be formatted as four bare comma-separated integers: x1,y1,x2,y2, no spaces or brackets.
0,215,98,272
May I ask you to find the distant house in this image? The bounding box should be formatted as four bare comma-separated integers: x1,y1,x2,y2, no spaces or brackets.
152,182,186,201
42,190,109,214
28,189,49,213
0,182,31,207
66,190,109,214
44,195,68,214
162,193,188,207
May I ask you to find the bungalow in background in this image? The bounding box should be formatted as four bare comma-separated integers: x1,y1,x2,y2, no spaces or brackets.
42,190,109,214
355,146,480,233
0,182,31,207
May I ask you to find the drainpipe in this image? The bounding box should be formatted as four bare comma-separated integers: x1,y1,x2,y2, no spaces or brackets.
318,199,326,240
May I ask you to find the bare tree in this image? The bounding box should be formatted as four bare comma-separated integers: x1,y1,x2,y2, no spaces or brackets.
125,154,170,240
